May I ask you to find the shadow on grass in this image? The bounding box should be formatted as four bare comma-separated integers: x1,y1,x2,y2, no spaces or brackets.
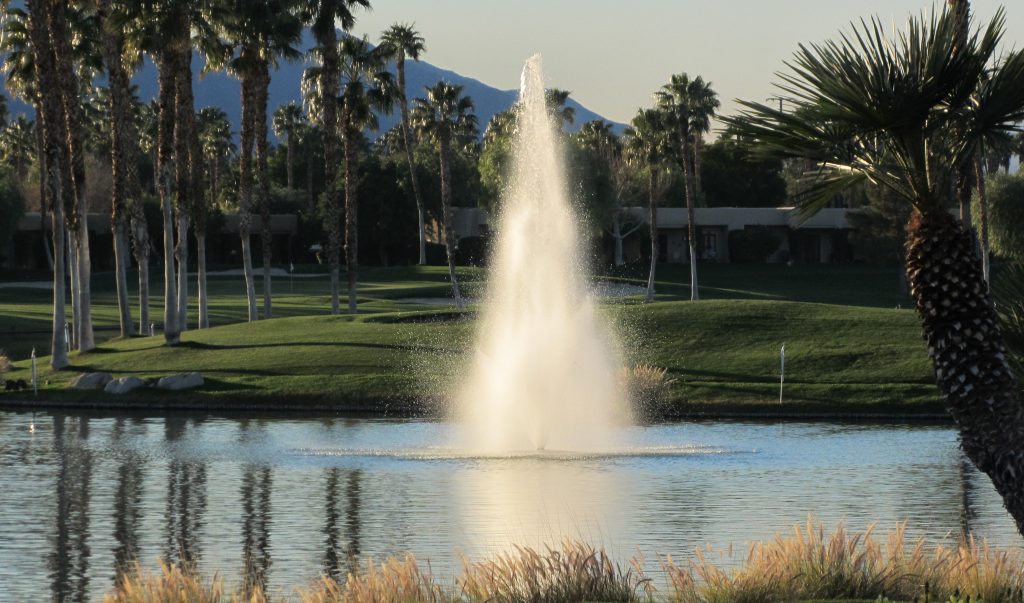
175,340,446,354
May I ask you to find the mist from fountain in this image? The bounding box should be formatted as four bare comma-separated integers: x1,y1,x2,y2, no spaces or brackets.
458,55,630,453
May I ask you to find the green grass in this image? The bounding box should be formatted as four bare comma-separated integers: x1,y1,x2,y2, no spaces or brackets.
0,262,939,414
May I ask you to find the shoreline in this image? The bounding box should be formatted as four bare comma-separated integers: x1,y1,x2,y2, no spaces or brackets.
0,395,951,422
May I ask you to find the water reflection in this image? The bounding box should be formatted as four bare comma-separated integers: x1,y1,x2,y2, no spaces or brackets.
164,417,207,565
0,412,1019,602
323,468,364,577
112,418,144,572
48,415,93,603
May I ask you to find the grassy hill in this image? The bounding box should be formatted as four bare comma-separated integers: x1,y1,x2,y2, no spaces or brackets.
0,264,939,415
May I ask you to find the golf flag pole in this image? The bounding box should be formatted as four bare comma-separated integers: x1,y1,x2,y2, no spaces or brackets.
779,344,786,404
31,347,37,397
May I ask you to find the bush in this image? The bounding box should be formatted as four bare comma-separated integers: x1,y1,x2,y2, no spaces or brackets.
621,365,678,421
0,351,10,373
0,167,25,257
728,228,783,263
977,172,1024,260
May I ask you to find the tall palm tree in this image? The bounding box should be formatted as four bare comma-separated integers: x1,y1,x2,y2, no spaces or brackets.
337,35,394,314
97,0,138,338
379,23,428,266
272,101,304,190
625,108,671,303
197,107,233,329
303,0,370,315
23,0,67,367
726,7,1024,534
51,0,99,352
217,1,303,321
412,82,478,309
655,73,719,301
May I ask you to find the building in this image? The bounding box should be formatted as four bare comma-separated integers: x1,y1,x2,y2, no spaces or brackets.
447,206,856,264
4,213,299,270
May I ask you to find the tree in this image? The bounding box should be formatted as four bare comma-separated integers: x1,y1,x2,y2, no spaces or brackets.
303,0,370,315
412,82,478,309
0,167,25,262
700,136,786,208
625,108,671,303
977,172,1024,261
97,0,140,338
272,101,304,190
217,1,303,321
725,7,1024,534
337,35,394,314
655,73,719,301
0,116,35,180
544,88,575,132
379,23,428,266
24,0,69,367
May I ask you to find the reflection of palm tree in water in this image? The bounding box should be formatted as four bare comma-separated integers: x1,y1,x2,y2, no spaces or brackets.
112,418,145,575
48,415,93,603
959,454,978,537
322,468,363,577
163,417,208,565
241,465,273,595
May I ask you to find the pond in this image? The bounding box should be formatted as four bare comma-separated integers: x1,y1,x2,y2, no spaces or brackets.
0,410,1018,601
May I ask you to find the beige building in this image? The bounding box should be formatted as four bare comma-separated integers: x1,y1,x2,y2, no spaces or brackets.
448,206,855,264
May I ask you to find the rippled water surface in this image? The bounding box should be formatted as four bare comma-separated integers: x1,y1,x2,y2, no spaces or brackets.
0,410,1019,602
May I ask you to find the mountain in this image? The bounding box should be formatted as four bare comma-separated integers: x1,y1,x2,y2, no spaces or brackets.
1,29,623,142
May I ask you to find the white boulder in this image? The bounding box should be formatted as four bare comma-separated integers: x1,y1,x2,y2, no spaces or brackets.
156,372,204,391
104,376,147,395
69,372,113,390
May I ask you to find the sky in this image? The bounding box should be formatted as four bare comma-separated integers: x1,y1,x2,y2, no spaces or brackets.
351,0,1024,126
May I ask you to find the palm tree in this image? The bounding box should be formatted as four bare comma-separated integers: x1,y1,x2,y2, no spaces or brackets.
272,101,304,190
1,4,52,272
544,88,575,132
379,23,428,266
0,116,35,180
197,107,233,329
24,0,69,367
725,7,1024,534
97,0,138,338
217,1,303,321
412,82,478,309
337,35,394,314
656,73,718,301
302,0,370,315
625,109,671,303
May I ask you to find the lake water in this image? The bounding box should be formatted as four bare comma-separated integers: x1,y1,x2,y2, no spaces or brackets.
0,410,1019,602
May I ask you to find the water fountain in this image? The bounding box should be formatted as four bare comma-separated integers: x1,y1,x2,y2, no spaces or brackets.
457,55,630,453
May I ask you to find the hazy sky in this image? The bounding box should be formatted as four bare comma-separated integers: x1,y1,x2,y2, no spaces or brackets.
352,1,1024,125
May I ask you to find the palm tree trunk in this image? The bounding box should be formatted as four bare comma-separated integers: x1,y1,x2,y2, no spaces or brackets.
100,0,135,337
285,129,293,190
255,62,273,319
438,132,463,309
316,1,341,314
51,0,94,351
67,227,78,350
26,0,68,367
239,69,258,322
197,232,208,329
682,130,700,301
612,214,624,267
156,54,179,344
975,154,990,286
34,97,54,271
395,58,427,266
646,169,658,303
343,122,358,314
174,45,197,333
905,208,1024,535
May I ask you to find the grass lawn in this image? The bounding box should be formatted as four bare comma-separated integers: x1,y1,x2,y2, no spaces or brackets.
0,263,939,415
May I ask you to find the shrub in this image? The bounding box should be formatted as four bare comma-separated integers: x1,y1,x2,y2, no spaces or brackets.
101,562,245,603
728,228,782,263
976,172,1024,260
0,350,10,373
621,365,678,420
